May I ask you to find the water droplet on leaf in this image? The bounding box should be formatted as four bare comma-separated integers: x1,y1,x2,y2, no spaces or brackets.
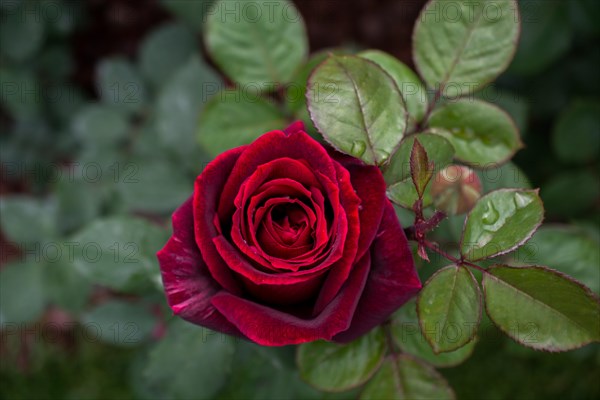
350,140,366,157
374,149,390,163
451,127,475,140
514,192,533,209
482,201,500,227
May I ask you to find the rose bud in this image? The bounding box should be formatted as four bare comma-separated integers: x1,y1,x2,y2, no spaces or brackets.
431,165,482,215
157,121,420,346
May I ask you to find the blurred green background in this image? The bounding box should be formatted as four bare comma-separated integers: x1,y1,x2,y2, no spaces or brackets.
0,0,598,399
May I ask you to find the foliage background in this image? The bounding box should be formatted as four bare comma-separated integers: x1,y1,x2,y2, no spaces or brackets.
0,0,598,399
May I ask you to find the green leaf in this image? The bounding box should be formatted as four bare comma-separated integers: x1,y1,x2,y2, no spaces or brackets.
129,347,170,400
385,133,455,183
96,58,147,114
0,261,46,324
508,0,571,76
144,319,235,400
116,158,191,214
55,173,107,235
475,87,529,134
428,100,522,166
156,56,222,158
205,0,308,87
48,85,87,125
44,243,93,313
139,22,198,90
392,300,476,368
297,328,386,392
0,2,45,62
417,265,481,353
0,68,41,119
552,101,600,164
284,51,336,137
307,55,408,165
385,133,455,208
358,50,428,125
410,139,434,198
516,225,600,294
71,104,129,150
285,51,330,114
219,342,322,400
461,189,544,261
360,355,454,400
198,90,287,156
483,265,600,351
413,0,519,93
44,0,79,36
387,178,432,210
160,0,216,30
71,217,168,293
0,196,57,245
82,300,156,347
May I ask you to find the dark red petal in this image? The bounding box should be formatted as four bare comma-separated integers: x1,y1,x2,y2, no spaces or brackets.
212,235,328,304
233,158,322,211
312,162,361,312
232,195,318,272
283,120,305,136
241,179,317,249
211,252,371,345
333,202,421,342
194,146,246,294
332,152,387,260
257,203,314,259
212,235,327,284
232,173,340,272
157,198,240,336
218,130,338,220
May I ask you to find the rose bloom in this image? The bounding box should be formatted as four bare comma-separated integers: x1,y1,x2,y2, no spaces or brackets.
157,121,420,346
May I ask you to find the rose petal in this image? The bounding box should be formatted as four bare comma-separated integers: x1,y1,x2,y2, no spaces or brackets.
211,251,371,345
157,198,240,336
194,146,246,294
212,234,329,304
333,202,421,342
257,202,314,258
283,120,305,136
233,158,322,211
218,130,338,220
228,173,344,273
312,161,361,313
331,150,387,260
212,235,328,284
232,195,319,272
346,166,387,258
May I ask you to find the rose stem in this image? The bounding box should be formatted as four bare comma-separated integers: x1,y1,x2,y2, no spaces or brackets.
423,240,487,273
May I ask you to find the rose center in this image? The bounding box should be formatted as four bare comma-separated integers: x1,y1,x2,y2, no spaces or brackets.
254,201,316,260
269,204,309,245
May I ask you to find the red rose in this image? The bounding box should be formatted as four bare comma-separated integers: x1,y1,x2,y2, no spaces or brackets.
157,121,420,346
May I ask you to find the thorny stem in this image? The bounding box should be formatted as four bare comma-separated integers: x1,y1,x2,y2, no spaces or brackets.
409,199,447,262
423,240,486,273
404,93,489,274
415,210,446,233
